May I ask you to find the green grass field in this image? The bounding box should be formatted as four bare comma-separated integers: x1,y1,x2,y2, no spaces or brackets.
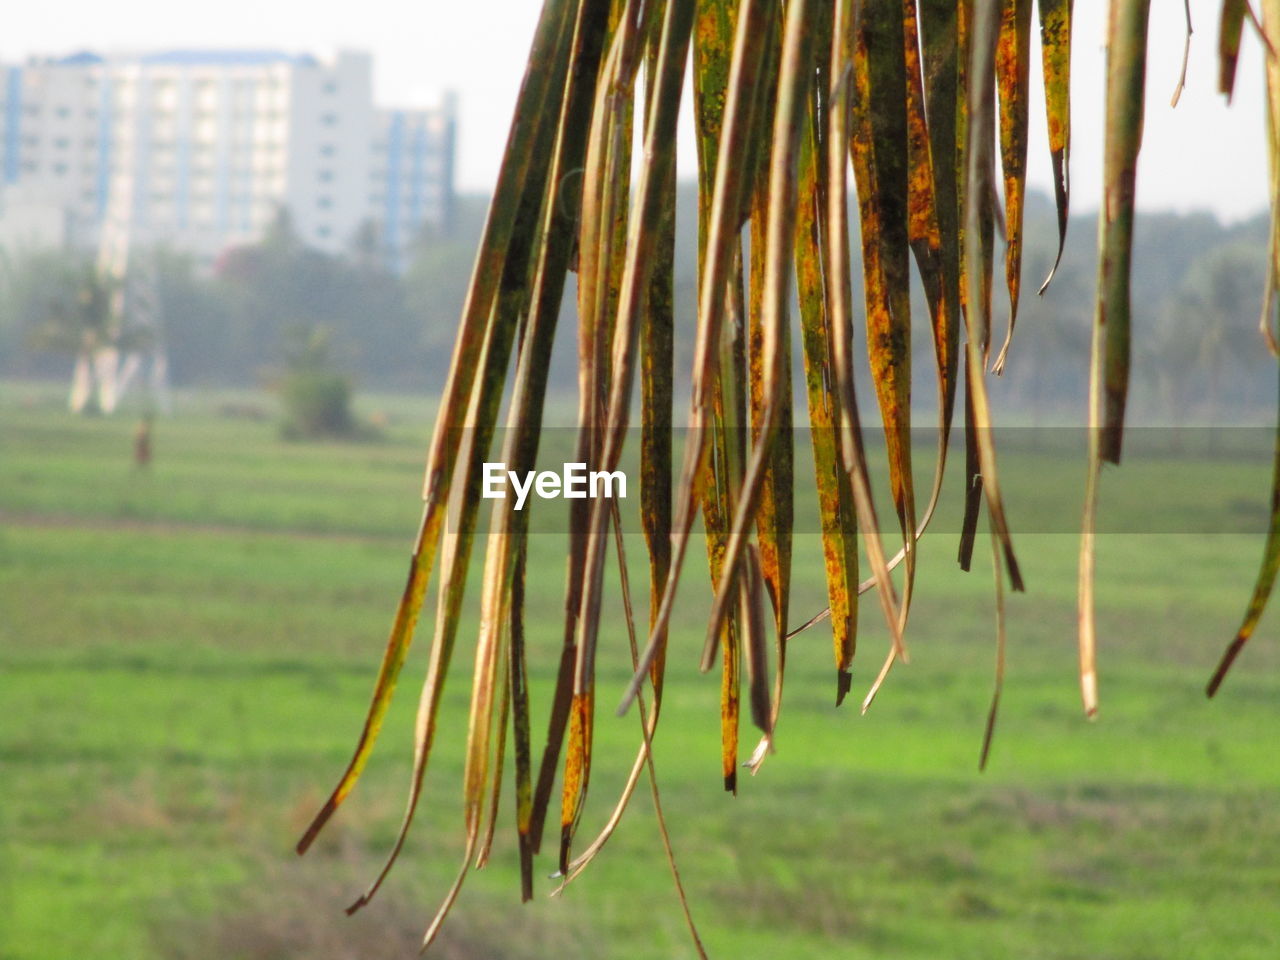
2,382,1279,960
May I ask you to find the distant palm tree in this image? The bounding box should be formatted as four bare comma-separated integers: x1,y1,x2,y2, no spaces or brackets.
28,263,152,414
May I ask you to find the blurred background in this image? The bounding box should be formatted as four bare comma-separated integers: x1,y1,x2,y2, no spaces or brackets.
3,2,1280,959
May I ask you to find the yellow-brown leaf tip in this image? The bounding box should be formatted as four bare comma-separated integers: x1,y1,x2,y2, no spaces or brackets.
295,796,338,856
835,670,853,706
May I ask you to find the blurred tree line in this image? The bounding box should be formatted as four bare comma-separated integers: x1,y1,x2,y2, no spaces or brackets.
982,195,1274,425
0,197,489,393
0,188,1272,424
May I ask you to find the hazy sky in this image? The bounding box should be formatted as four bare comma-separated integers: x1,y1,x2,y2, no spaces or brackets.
4,1,1270,219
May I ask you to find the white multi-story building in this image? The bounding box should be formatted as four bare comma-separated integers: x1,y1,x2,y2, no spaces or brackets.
373,97,456,269
0,49,455,269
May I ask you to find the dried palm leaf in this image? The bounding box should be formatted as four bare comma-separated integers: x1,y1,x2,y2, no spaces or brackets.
293,1,1280,952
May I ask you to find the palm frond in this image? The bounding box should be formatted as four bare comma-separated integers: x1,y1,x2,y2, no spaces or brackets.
293,0,1280,951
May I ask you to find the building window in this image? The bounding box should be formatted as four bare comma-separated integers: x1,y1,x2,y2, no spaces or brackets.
318,196,333,209
318,170,333,183
53,163,68,176
56,106,71,119
317,225,332,238
196,82,218,110
323,81,337,95
321,112,338,126
320,144,336,157
54,138,69,150
152,81,179,111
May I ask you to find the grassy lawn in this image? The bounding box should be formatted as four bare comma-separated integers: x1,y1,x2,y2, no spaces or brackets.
2,382,1278,960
